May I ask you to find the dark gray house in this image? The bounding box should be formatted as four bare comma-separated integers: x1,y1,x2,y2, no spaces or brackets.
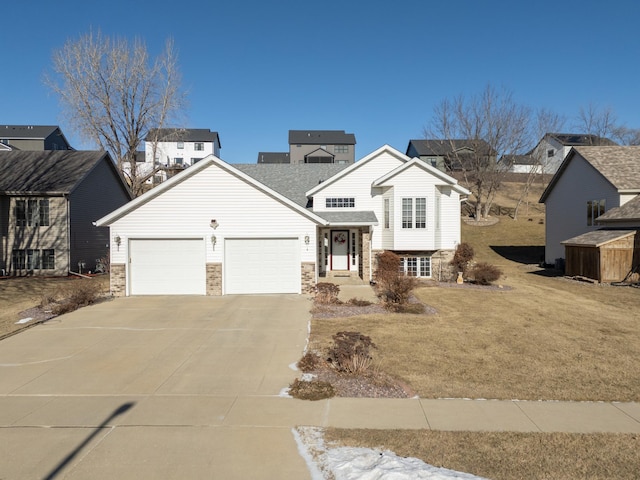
0,151,131,276
258,130,356,164
0,125,74,151
406,139,496,172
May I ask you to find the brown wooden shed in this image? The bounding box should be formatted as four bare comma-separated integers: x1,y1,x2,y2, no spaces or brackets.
562,230,639,283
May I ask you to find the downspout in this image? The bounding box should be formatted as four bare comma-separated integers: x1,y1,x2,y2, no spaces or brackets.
65,193,71,276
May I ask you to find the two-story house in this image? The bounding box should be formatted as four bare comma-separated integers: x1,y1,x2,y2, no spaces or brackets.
140,128,222,183
0,151,131,276
0,125,73,151
257,130,356,165
96,145,469,296
530,133,617,175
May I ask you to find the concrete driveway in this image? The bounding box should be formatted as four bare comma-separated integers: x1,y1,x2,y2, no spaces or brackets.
0,295,315,479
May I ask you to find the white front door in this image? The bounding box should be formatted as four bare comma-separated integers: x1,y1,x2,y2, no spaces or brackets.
331,230,349,270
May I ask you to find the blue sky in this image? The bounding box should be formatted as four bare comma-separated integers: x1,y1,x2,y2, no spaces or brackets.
2,0,639,163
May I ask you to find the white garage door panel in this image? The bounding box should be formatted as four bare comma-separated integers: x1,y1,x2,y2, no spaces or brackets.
225,238,300,294
130,239,206,295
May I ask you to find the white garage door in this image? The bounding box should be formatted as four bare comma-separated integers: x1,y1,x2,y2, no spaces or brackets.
129,239,206,295
225,238,300,294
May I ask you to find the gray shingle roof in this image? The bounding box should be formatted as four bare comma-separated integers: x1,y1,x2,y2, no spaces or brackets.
314,211,379,224
597,195,640,222
288,130,356,145
145,128,220,144
540,146,640,203
561,229,637,247
233,164,348,207
0,151,109,194
572,146,640,190
0,125,60,140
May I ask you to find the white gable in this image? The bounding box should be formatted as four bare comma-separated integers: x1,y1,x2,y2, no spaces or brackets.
101,157,322,266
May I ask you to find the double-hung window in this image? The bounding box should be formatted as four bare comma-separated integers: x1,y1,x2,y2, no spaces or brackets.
15,199,49,226
587,199,605,226
402,197,426,229
194,142,204,151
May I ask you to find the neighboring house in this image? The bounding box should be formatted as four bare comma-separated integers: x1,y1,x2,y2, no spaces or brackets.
0,151,132,276
257,152,290,164
539,146,640,267
140,128,222,184
258,130,356,164
501,154,542,174
96,145,469,296
405,139,496,172
0,125,73,151
530,133,617,174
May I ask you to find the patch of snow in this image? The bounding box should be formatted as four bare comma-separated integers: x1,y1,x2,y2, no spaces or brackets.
294,426,487,480
15,317,33,324
279,387,292,398
289,362,299,371
300,373,317,382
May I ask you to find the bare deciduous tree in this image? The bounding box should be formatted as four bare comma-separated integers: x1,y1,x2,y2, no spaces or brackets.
426,85,531,220
512,108,565,220
574,103,619,142
45,30,186,197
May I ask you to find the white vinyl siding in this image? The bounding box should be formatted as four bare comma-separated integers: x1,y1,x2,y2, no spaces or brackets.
544,153,620,264
107,161,317,295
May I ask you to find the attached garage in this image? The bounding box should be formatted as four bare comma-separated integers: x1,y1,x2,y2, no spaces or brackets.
224,238,300,294
129,239,206,295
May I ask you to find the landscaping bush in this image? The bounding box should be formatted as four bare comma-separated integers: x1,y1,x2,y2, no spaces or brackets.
315,282,341,305
327,331,376,374
450,242,475,277
471,262,502,285
297,351,322,372
47,279,105,316
374,251,418,306
288,378,335,400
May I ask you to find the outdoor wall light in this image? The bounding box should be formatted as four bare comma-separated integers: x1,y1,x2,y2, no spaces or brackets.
210,219,219,229
304,235,310,245
211,234,217,246
113,235,122,252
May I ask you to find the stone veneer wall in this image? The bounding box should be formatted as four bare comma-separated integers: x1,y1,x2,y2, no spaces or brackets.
110,264,126,296
370,249,384,281
301,262,316,294
206,263,222,295
431,249,455,282
361,229,372,282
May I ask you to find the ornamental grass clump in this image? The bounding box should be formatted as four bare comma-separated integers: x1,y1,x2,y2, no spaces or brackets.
315,282,341,305
327,331,377,375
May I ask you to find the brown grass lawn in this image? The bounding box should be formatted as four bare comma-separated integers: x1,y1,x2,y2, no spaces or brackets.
0,275,110,337
314,182,640,479
325,429,640,480
310,192,640,402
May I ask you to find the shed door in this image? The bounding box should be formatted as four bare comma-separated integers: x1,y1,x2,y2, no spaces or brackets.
129,239,206,295
224,238,300,294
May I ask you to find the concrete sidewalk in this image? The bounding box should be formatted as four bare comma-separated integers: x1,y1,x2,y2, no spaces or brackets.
2,295,640,479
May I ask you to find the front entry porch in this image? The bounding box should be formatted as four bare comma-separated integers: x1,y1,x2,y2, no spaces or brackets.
317,226,372,284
